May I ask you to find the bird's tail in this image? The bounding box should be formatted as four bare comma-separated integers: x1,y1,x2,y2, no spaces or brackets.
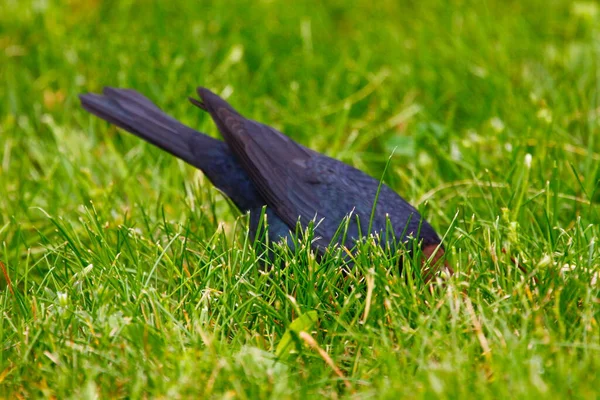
79,87,265,212
79,87,221,170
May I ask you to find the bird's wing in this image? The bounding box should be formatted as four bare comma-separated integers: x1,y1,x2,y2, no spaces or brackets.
194,88,335,247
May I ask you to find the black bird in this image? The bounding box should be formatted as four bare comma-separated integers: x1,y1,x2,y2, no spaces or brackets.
79,87,451,280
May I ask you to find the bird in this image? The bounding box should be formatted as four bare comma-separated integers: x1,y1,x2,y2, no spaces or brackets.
79,87,452,281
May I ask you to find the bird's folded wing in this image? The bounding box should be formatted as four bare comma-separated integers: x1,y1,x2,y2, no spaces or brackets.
197,88,333,247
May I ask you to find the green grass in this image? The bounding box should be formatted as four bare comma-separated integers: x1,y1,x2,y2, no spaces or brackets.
1,0,599,398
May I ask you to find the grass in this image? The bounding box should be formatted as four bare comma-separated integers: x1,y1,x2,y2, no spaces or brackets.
1,0,599,397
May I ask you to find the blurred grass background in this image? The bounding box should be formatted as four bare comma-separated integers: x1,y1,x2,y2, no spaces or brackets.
0,0,599,398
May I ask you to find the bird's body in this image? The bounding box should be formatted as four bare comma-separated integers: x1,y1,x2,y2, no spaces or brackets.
80,87,450,279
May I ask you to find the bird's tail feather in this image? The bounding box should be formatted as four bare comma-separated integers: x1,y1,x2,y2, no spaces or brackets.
79,87,265,211
79,87,220,169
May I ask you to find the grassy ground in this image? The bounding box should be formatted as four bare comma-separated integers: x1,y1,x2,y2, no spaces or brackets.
1,0,599,398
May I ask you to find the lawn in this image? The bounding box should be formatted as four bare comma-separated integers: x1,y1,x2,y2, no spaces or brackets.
1,0,599,398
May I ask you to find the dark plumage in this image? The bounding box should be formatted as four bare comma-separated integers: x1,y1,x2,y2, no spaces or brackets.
79,87,451,280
